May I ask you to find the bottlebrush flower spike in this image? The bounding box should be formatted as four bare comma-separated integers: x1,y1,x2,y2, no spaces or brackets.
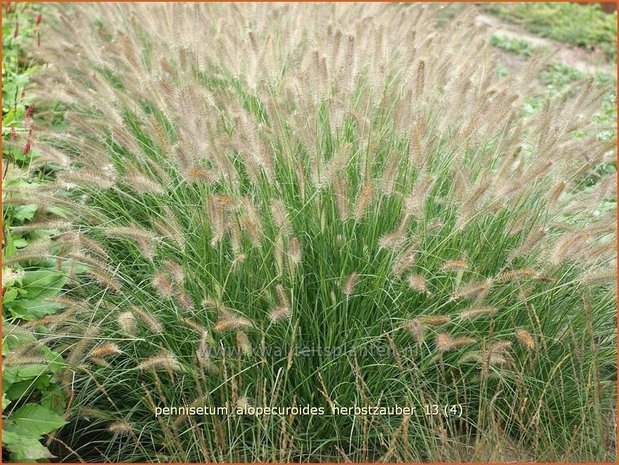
408,274,430,295
236,331,252,356
418,315,451,326
132,306,163,334
138,350,181,372
515,329,535,350
151,271,173,298
459,305,497,321
404,318,425,345
117,312,137,335
90,343,122,359
439,258,469,272
107,420,133,436
450,278,492,301
436,333,476,352
343,272,359,296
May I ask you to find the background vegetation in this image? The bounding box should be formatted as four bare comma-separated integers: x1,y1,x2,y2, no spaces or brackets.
484,2,617,61
2,3,68,462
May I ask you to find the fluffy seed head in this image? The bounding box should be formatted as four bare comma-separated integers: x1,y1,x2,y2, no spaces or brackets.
451,278,492,301
151,271,173,297
89,343,122,358
240,198,264,247
288,237,303,269
392,243,419,276
496,268,536,282
404,173,434,217
138,350,181,371
343,272,360,296
418,315,450,326
452,336,477,348
547,181,567,204
197,331,212,361
378,230,407,250
515,329,535,350
490,340,512,353
107,420,133,435
437,333,476,352
236,331,252,356
132,306,163,334
459,305,497,320
439,259,469,272
186,166,216,182
276,285,291,308
459,351,508,366
122,170,165,196
436,333,453,352
214,309,253,332
164,260,185,285
408,274,430,294
354,182,373,222
551,232,592,265
3,239,51,266
270,198,292,235
581,268,616,285
175,291,194,311
105,225,159,259
117,312,137,335
269,306,292,323
404,318,425,345
85,268,122,293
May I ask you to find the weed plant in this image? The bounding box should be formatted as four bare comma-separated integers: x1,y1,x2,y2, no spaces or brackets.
6,4,616,462
2,4,70,462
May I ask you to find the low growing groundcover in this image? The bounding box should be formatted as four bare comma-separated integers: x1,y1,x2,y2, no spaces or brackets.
2,3,616,463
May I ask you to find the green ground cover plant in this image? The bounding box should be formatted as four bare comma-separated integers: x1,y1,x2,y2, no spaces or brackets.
484,2,617,61
2,3,69,462
3,3,616,462
490,34,537,58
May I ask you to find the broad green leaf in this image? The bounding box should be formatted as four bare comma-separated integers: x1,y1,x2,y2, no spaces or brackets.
41,346,65,373
20,270,67,300
2,327,36,355
13,238,29,248
2,287,18,304
2,393,11,411
2,428,22,445
12,403,67,436
39,385,67,416
3,231,16,256
3,364,49,387
6,374,53,401
6,379,38,401
13,204,38,222
9,299,65,319
7,436,55,462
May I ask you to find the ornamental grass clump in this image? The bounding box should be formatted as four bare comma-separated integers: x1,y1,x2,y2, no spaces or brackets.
12,3,616,462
